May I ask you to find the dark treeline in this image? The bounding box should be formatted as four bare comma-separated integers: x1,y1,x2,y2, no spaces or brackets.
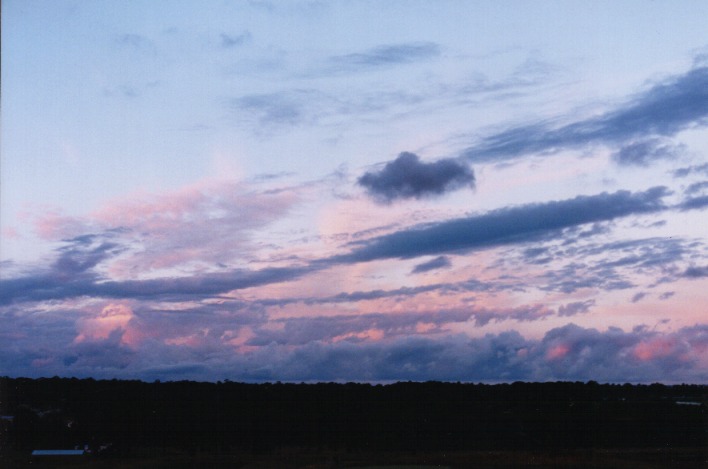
1,377,706,454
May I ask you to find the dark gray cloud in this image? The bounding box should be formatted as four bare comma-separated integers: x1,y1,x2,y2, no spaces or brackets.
358,152,475,202
326,42,440,72
631,292,648,303
684,180,708,195
679,181,708,210
411,256,452,274
672,162,708,178
678,194,708,211
0,256,322,306
683,265,708,278
557,300,595,317
462,65,708,164
612,138,684,167
342,186,668,262
54,236,123,276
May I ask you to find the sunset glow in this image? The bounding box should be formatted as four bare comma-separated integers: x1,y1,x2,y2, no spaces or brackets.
2,0,707,383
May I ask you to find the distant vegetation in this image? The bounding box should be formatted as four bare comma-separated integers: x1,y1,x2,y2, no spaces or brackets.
1,378,706,457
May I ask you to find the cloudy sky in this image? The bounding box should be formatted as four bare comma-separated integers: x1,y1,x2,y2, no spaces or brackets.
2,0,708,383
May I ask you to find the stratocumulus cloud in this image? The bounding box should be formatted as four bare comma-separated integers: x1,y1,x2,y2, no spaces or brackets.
0,187,671,305
463,65,708,163
3,312,707,383
358,152,475,202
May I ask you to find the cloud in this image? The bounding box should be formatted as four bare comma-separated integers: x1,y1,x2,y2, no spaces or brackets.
411,256,452,274
54,234,124,276
684,181,708,195
678,181,708,210
631,292,647,303
228,88,425,129
326,42,440,72
220,31,251,48
248,278,495,310
557,300,595,317
4,319,707,383
231,90,316,126
116,33,151,48
358,152,475,202
672,163,708,178
531,236,691,294
612,138,684,167
472,304,555,326
0,187,672,306
683,265,708,278
246,302,577,347
229,53,549,131
341,187,668,262
678,194,708,211
658,291,675,300
34,179,300,276
462,65,708,164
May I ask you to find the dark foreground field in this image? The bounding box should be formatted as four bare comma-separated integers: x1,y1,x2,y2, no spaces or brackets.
1,378,706,468
3,447,708,469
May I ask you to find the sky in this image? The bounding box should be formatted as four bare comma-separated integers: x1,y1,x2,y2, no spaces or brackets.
2,0,708,383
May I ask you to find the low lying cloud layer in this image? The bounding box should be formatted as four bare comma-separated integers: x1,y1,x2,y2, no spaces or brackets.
3,305,706,383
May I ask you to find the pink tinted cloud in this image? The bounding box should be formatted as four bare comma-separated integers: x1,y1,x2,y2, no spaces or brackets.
2,226,21,239
74,302,141,346
546,344,570,360
94,180,300,271
29,179,301,278
33,209,91,240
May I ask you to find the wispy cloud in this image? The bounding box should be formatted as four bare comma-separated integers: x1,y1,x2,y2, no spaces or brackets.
220,31,251,48
116,33,151,49
325,42,440,73
462,65,708,164
230,90,319,126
